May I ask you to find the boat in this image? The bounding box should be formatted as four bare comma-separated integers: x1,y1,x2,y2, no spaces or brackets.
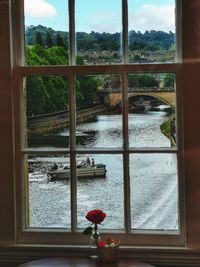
130,99,151,113
47,160,107,180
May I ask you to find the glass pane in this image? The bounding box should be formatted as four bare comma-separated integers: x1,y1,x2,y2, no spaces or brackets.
130,153,178,231
77,154,124,230
75,75,123,148
24,0,69,65
75,0,122,65
25,153,71,229
128,73,176,148
23,75,69,149
128,0,176,63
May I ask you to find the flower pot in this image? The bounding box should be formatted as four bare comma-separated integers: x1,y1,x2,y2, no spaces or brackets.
97,246,119,262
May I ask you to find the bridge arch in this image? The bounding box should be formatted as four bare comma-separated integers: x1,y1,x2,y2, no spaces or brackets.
128,93,172,106
108,91,175,108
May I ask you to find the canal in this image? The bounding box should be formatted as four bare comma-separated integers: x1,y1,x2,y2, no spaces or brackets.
28,111,178,231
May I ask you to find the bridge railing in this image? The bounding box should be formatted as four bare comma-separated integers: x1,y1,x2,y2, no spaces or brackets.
99,87,174,92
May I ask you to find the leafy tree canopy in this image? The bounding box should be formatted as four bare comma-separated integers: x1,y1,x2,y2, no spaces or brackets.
26,45,98,116
26,25,175,52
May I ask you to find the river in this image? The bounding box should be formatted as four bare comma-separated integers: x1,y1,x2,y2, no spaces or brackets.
28,111,178,231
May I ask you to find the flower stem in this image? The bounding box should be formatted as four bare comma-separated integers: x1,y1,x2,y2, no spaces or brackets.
94,223,98,245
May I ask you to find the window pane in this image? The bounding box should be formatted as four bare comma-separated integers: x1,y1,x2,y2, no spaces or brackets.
75,75,123,148
128,0,176,63
77,154,124,230
25,153,71,229
24,0,69,65
24,75,69,149
128,73,176,148
130,153,178,231
75,0,122,65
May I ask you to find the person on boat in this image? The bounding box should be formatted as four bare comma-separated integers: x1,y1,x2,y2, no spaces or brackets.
92,158,95,167
52,163,58,170
86,157,90,164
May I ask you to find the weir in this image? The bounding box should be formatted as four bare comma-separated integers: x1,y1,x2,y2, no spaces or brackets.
27,105,107,134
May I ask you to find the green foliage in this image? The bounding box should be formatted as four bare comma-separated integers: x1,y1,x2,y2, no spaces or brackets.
46,47,68,65
26,75,69,116
76,75,99,106
26,45,69,115
26,25,68,49
26,45,68,66
160,114,176,146
56,33,65,48
160,118,171,135
108,75,121,89
163,74,174,87
128,30,174,51
26,45,98,115
26,46,48,66
83,226,93,235
46,32,53,48
35,32,43,46
128,74,159,88
26,25,175,53
27,76,48,115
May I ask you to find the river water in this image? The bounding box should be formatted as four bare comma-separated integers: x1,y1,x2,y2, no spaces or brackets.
29,111,178,231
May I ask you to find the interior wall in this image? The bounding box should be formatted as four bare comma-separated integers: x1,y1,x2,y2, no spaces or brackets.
0,1,15,244
182,0,200,248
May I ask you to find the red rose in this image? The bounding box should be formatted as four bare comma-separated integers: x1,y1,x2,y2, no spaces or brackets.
86,209,106,224
97,241,106,247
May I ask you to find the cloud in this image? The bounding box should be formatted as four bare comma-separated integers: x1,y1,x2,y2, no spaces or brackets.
129,4,175,33
80,10,121,33
25,0,57,18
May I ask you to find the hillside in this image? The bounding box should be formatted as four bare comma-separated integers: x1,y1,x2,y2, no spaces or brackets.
25,25,175,52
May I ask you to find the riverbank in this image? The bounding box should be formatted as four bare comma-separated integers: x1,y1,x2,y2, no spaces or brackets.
160,115,176,146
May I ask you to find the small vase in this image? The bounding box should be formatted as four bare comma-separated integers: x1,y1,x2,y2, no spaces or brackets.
89,231,101,260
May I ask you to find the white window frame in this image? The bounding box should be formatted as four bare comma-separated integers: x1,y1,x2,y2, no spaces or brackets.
12,0,185,247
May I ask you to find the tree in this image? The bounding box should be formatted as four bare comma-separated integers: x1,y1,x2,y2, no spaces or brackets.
133,54,141,63
163,74,174,88
35,32,43,46
46,33,53,48
26,76,48,115
56,33,65,48
76,76,98,106
128,74,159,88
108,75,121,89
138,74,159,87
128,75,140,88
43,76,68,112
26,45,70,115
129,40,145,50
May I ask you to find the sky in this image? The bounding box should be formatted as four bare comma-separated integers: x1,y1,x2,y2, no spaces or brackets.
25,0,175,33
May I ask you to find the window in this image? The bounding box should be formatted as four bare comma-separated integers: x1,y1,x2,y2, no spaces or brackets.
13,0,183,246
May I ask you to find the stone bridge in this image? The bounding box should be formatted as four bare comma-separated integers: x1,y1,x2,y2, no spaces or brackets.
99,88,175,107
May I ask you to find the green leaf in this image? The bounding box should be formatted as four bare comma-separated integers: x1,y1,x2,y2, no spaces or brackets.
83,227,93,235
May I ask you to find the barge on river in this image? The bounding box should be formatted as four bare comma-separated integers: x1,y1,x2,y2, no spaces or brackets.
130,99,151,113
47,160,107,180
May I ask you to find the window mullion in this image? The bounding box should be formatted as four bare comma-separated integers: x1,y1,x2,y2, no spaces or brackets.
122,0,128,64
68,0,76,65
68,74,77,232
122,72,131,232
175,0,182,63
